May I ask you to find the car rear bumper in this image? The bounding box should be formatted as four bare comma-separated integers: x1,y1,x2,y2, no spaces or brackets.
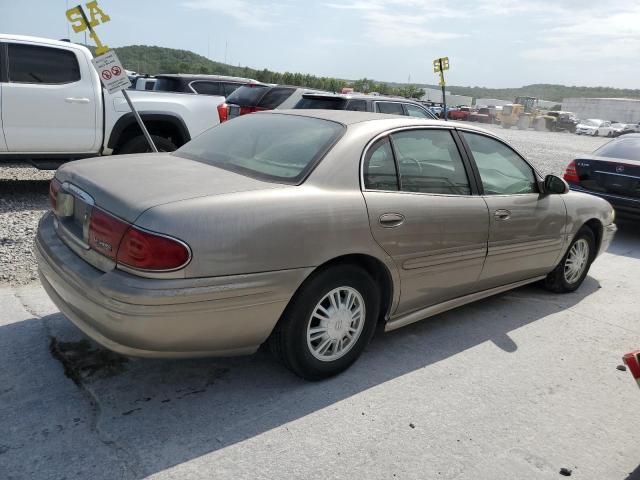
569,185,640,220
36,212,312,358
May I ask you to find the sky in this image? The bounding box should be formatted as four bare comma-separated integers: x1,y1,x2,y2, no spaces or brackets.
1,0,639,89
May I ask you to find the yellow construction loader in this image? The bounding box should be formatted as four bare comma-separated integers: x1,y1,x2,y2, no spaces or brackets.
501,96,556,131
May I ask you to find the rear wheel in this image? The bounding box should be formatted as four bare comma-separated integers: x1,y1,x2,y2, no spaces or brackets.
269,265,379,380
117,135,177,154
543,227,595,293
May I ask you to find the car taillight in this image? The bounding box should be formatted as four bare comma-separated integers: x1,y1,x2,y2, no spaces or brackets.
117,227,190,271
239,106,265,115
217,103,229,123
89,208,129,260
88,208,190,271
563,160,579,183
49,178,61,211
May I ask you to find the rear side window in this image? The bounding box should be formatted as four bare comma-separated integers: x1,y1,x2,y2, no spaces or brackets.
346,100,367,112
154,77,181,92
376,102,404,115
258,87,295,109
226,84,269,106
7,44,80,84
594,137,640,161
175,114,344,184
391,129,471,195
462,132,537,195
190,81,223,95
295,96,348,110
363,138,398,191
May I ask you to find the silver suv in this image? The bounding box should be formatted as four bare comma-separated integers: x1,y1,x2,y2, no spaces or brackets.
294,93,437,119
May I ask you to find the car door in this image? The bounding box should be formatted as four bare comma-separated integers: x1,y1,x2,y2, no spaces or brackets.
0,45,7,152
459,130,566,288
1,41,98,152
362,127,489,316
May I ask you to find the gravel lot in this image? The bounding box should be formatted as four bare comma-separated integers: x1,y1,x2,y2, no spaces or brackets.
0,128,609,286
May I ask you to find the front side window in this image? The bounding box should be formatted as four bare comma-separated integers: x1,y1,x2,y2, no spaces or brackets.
376,102,404,115
462,132,537,195
391,130,471,195
363,138,398,191
8,44,80,84
175,113,344,184
404,104,431,118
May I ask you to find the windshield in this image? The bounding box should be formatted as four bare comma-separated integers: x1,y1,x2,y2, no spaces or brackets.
295,96,348,109
174,113,345,184
594,137,640,161
583,119,602,126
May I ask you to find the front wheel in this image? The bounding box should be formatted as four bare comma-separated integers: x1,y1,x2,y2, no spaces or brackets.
593,130,599,137
269,265,379,380
543,227,595,293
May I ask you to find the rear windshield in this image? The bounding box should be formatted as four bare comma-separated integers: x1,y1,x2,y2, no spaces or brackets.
259,87,295,109
226,84,270,106
153,77,181,92
295,96,348,110
174,114,345,184
594,137,640,161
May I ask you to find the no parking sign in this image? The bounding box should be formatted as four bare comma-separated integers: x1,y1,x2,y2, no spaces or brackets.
91,50,130,93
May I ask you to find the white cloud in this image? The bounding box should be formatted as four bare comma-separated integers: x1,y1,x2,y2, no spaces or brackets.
180,0,280,28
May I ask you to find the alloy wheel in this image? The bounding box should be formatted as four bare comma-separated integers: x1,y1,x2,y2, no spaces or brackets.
564,238,590,284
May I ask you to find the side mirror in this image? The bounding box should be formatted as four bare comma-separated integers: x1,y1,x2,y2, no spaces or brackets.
544,174,569,194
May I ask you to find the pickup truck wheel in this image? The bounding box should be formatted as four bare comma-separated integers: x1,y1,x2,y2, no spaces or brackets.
543,227,595,293
117,135,177,154
269,265,379,380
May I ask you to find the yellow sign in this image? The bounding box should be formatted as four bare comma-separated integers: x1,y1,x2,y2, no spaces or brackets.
433,56,449,87
65,2,111,54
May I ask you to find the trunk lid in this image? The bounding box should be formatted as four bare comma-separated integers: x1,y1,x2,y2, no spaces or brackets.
56,153,284,222
574,155,640,198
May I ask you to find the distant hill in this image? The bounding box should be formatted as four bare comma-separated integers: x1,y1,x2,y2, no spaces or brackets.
98,45,640,102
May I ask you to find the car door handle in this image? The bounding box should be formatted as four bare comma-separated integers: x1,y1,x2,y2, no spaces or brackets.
494,209,511,221
65,97,91,104
379,213,405,227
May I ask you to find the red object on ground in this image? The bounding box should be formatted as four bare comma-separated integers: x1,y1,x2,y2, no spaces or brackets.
623,350,640,388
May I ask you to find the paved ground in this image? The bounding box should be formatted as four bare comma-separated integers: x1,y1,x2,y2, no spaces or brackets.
1,128,639,479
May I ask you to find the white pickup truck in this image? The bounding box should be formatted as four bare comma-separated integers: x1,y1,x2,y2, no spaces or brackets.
0,34,226,168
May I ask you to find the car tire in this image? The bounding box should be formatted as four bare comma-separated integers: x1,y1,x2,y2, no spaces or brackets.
543,226,596,293
593,130,599,137
117,135,177,154
269,265,379,380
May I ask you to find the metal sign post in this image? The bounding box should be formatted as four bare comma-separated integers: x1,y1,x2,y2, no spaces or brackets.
67,3,157,152
433,56,450,121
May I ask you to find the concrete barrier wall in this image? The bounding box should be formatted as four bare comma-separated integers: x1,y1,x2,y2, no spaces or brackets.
562,98,640,123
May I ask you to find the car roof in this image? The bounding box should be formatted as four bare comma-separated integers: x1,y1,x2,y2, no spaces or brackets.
261,109,495,133
155,74,258,83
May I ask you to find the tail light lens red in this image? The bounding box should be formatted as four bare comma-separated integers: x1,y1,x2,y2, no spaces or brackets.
117,227,190,271
563,160,579,183
217,103,229,123
88,207,190,271
49,178,61,211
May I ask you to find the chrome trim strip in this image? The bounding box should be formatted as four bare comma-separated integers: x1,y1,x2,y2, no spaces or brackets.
594,170,640,180
385,275,546,332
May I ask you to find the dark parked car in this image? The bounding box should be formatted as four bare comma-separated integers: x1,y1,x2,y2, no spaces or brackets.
218,84,324,122
293,93,437,119
564,133,640,219
153,74,256,96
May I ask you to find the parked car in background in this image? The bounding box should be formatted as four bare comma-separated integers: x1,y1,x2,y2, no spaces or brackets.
564,133,640,219
575,119,614,137
218,84,325,122
131,75,156,91
428,105,443,117
469,107,492,123
613,122,640,137
623,350,640,389
152,74,256,96
546,111,578,132
0,34,226,167
293,92,437,119
38,111,615,380
448,107,471,121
